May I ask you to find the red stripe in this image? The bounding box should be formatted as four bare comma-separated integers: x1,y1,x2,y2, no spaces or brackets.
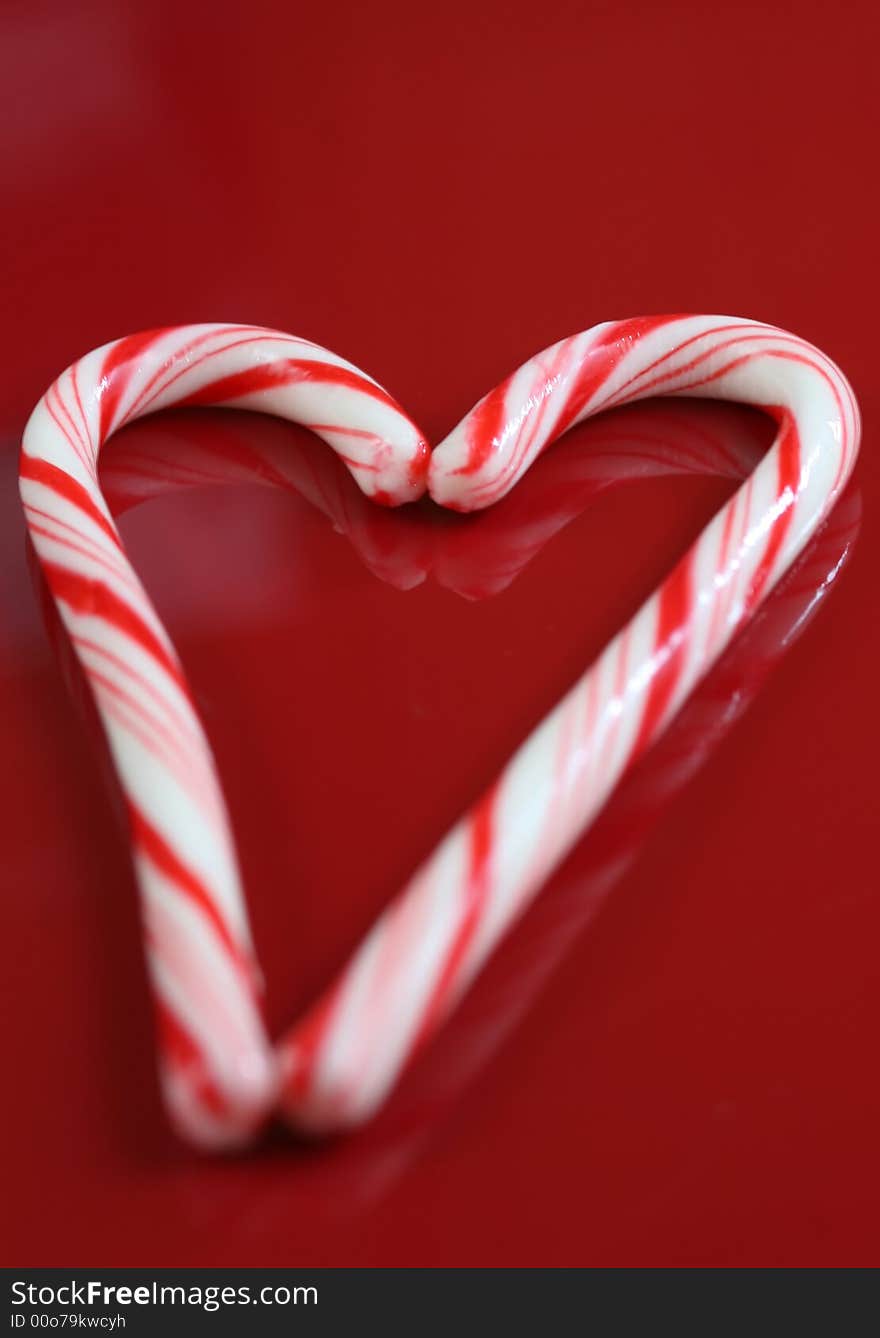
416,782,499,1042
120,325,250,423
461,317,684,480
703,482,743,653
742,412,801,614
88,668,198,783
49,380,89,466
42,561,185,692
281,981,345,1103
603,321,775,408
69,362,92,454
130,804,253,978
612,340,846,433
74,633,197,739
152,998,231,1120
20,455,120,547
631,551,695,759
463,376,516,474
307,419,431,488
495,339,579,495
553,315,683,437
99,329,173,439
44,392,87,469
175,358,400,412
25,520,122,581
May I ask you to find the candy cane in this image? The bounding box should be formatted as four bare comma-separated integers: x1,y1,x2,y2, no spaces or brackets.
351,491,860,1198
280,316,860,1131
20,325,427,1147
19,316,860,1147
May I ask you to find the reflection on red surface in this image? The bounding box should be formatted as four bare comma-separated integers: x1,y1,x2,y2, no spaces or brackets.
25,402,858,1198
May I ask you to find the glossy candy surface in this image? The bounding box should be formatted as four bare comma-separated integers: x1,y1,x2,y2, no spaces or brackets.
20,317,860,1145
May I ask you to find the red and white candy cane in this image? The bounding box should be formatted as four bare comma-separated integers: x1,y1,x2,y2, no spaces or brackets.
20,316,860,1147
20,325,427,1147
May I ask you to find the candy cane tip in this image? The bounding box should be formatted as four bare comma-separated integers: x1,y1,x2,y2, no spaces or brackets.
410,436,431,486
358,435,431,507
279,1085,374,1139
161,1044,281,1151
273,1040,377,1137
427,441,493,511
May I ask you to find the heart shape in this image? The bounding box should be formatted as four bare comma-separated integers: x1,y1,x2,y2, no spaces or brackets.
34,410,860,1196
20,316,860,1147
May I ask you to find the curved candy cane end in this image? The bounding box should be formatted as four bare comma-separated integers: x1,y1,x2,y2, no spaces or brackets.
161,1075,276,1152
276,1062,377,1139
363,432,431,507
428,315,862,512
154,1011,281,1151
426,421,502,512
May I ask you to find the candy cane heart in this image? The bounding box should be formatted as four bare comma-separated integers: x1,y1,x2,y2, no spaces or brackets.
19,316,860,1147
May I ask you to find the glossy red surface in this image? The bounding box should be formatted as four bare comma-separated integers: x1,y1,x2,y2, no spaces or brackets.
1,0,877,1267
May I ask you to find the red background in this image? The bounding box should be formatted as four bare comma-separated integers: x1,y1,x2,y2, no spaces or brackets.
1,0,877,1266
